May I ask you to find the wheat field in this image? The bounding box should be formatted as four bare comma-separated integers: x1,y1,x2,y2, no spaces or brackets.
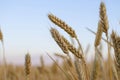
0,1,120,80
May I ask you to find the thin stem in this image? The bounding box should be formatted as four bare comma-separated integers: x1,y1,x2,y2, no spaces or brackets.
106,33,112,80
2,41,7,80
76,38,84,54
75,38,89,80
2,42,6,66
71,38,82,80
47,53,73,80
86,27,113,47
63,58,77,80
74,59,82,80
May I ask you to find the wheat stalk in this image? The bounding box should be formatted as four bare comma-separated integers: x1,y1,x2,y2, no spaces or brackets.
54,53,67,59
0,28,7,80
25,53,31,80
100,2,113,79
60,30,89,80
94,2,112,79
64,39,89,80
112,59,119,80
111,31,120,79
47,53,73,80
91,47,103,80
40,55,44,68
92,5,108,78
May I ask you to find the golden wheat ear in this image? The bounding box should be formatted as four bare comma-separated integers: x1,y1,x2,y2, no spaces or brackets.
94,21,103,47
48,13,77,38
25,52,31,80
99,2,109,34
50,27,69,54
61,35,82,58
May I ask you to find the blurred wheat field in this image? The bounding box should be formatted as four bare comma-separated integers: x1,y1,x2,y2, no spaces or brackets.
0,1,120,80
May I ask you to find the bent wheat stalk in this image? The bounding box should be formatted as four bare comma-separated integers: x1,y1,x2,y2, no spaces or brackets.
0,29,7,80
100,2,113,79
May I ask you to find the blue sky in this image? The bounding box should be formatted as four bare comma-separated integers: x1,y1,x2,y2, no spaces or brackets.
0,0,120,65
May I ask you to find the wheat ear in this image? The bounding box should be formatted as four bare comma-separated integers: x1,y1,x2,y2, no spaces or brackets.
100,2,109,34
61,35,83,59
48,14,77,38
94,21,103,47
100,2,113,79
50,28,69,54
25,53,31,80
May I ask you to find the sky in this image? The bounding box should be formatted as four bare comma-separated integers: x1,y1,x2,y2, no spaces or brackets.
0,0,120,65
